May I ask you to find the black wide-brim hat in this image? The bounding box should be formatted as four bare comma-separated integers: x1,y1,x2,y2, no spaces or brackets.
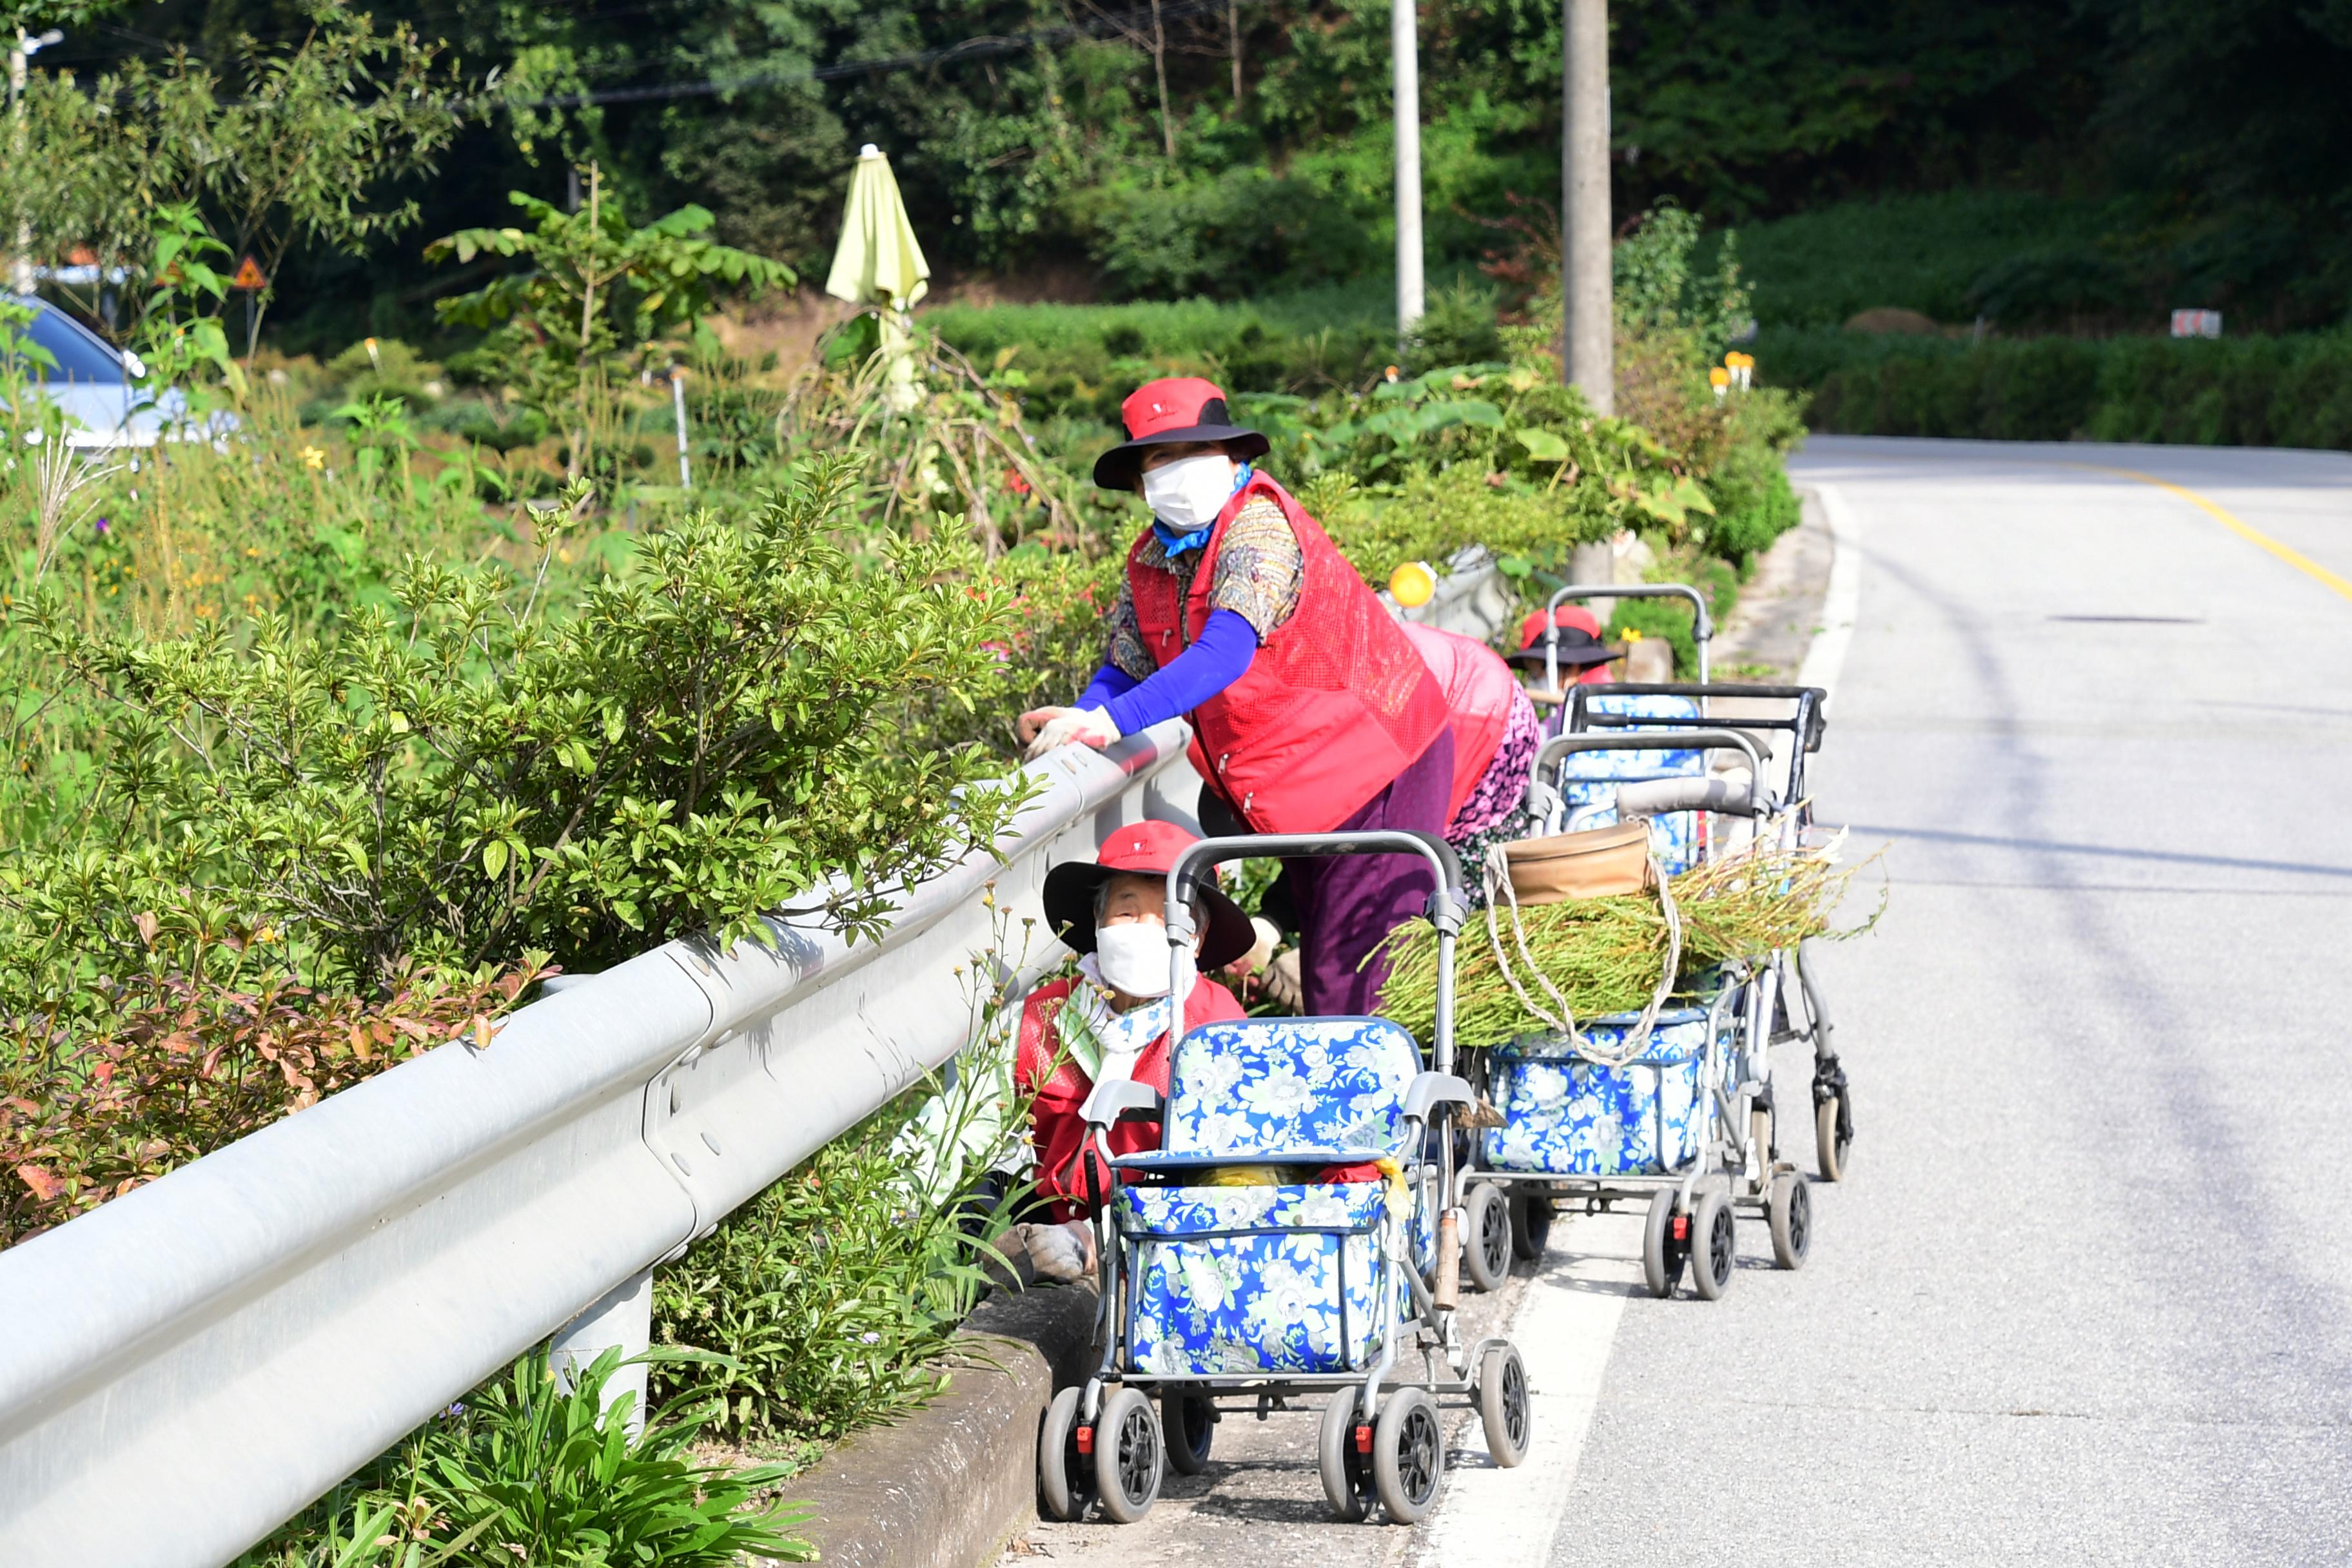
1041,820,1258,971
1092,375,1270,491
1505,633,1625,670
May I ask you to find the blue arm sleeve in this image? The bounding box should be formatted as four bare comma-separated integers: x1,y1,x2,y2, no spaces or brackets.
1099,609,1259,736
1076,662,1140,714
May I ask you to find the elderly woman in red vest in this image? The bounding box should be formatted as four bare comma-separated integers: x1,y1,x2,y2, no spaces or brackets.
1017,377,1455,1015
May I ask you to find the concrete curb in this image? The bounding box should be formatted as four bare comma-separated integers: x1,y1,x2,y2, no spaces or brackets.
781,1285,1098,1568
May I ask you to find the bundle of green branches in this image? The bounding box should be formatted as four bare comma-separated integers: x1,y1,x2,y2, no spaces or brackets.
1375,838,1875,1048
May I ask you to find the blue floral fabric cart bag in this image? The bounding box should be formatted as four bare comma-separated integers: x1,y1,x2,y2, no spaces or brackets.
1113,1017,1426,1377
1480,1004,1734,1178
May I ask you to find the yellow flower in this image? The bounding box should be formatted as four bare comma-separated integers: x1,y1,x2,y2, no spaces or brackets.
300,445,327,471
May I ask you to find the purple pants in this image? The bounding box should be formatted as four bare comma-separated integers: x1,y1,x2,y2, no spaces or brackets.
1289,727,1456,1017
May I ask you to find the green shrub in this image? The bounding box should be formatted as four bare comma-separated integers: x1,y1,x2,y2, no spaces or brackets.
649,1111,990,1444
1789,328,2352,448
240,1348,812,1566
3,460,1034,1008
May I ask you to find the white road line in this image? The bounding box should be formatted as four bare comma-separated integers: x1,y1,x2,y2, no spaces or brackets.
1420,493,1856,1566
1798,483,1863,697
1417,1215,1645,1567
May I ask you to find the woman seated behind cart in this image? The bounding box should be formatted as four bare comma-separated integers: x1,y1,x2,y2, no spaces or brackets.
896,823,1257,1282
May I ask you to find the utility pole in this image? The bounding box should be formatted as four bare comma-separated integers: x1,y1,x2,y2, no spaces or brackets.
1560,0,1612,413
10,27,61,296
1393,0,1424,345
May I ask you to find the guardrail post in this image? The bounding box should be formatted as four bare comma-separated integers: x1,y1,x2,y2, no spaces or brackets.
549,1266,654,1436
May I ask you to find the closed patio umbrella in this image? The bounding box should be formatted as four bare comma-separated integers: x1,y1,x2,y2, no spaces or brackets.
825,144,931,411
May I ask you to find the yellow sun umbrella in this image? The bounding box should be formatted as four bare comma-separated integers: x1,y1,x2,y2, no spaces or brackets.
825,144,931,411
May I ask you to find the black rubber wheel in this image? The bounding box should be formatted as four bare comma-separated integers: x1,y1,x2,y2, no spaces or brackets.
1318,1392,1374,1522
1769,1171,1811,1269
1509,1193,1553,1262
1642,1188,1687,1299
1092,1385,1163,1524
1373,1387,1446,1524
1816,1092,1854,1182
1038,1385,1092,1522
1162,1389,1215,1475
1464,1182,1511,1292
1690,1189,1736,1301
1478,1344,1531,1468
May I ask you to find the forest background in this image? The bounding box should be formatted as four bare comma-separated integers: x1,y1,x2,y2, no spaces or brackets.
21,0,2352,346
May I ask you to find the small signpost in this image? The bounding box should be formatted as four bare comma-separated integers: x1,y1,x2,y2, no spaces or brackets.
230,254,268,359
2170,308,2222,339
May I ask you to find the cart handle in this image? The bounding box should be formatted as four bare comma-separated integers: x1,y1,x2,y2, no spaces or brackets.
1159,830,1467,1074
1529,728,1770,796
1542,582,1713,687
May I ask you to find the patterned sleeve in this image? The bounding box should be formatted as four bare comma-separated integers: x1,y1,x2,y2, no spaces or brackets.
1207,496,1304,639
1102,576,1156,682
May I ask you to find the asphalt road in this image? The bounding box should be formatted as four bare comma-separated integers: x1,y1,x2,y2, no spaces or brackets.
1012,436,2352,1567
1558,437,2352,1564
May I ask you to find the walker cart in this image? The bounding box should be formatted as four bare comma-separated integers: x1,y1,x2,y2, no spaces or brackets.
1528,580,1854,1184
1456,725,1810,1302
1037,831,1529,1526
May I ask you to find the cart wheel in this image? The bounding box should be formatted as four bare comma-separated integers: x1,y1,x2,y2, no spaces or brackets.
1318,1392,1374,1522
1690,1190,1736,1300
1509,1194,1553,1262
1478,1345,1531,1468
1816,1092,1854,1182
1091,1385,1163,1524
1373,1386,1445,1524
1642,1188,1687,1299
1039,1386,1093,1522
1464,1182,1511,1292
1769,1171,1811,1270
1162,1389,1215,1475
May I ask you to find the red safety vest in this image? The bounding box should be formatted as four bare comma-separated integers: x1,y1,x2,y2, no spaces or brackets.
1015,975,1246,1219
1127,475,1450,832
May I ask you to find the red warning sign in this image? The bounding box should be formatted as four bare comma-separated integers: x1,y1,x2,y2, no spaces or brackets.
230,255,269,291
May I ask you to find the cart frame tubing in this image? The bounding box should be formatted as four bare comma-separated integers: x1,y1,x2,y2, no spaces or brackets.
1112,830,1478,1425
1540,581,1713,694
1527,727,1780,839
1566,681,1827,810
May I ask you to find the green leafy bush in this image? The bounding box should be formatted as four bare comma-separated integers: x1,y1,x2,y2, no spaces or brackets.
241,1348,812,1566
1788,329,2352,449
3,460,1033,1009
649,1112,991,1444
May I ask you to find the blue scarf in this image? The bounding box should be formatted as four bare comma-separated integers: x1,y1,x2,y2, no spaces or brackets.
1152,463,1253,559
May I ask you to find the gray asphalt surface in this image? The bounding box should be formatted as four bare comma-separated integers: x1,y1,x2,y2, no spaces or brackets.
1556,437,2352,1564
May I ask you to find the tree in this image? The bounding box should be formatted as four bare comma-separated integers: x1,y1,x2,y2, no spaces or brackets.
427,170,796,478
12,2,464,346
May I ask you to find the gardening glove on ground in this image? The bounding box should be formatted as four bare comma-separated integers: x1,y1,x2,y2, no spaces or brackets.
1020,705,1121,762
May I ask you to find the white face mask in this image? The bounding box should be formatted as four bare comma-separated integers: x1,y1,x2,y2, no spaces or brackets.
1141,453,1239,533
1093,919,1191,1000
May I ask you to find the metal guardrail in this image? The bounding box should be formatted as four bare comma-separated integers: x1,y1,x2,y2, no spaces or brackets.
0,723,1205,1568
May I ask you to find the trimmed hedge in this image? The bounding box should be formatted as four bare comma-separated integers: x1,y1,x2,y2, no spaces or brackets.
1767,329,2352,448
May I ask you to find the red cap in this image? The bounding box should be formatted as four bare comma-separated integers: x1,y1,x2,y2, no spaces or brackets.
1516,605,1603,651
1097,819,1213,877
1092,377,1270,491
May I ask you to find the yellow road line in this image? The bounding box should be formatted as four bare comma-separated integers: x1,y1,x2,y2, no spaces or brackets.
2095,464,2352,605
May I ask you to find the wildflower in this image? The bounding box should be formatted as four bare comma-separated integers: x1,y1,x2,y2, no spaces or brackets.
859,1331,881,1344
300,445,326,471
93,516,110,535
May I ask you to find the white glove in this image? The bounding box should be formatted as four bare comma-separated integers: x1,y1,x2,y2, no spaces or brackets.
1021,705,1121,762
